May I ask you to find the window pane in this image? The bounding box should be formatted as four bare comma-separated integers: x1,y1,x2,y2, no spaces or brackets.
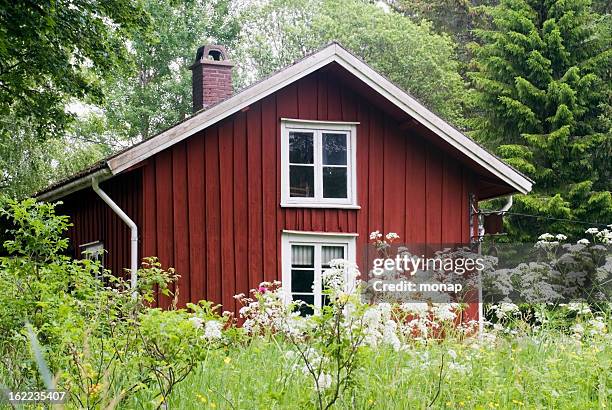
293,294,315,316
291,245,314,266
289,132,314,164
323,167,347,198
291,269,314,292
290,165,314,197
321,246,344,266
322,133,347,165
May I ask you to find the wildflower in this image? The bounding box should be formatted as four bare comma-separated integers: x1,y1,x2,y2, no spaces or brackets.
571,323,584,336
315,373,333,391
538,233,554,241
567,303,590,315
369,231,382,240
233,293,245,299
577,238,590,245
585,227,599,234
188,316,204,329
385,232,400,241
448,349,457,360
257,286,268,293
203,320,223,340
223,356,231,364
555,234,567,241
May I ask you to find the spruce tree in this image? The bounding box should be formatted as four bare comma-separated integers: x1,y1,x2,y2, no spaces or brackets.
469,0,612,240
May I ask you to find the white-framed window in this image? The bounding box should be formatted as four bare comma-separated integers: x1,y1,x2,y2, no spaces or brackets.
280,118,359,208
80,241,105,265
281,231,357,315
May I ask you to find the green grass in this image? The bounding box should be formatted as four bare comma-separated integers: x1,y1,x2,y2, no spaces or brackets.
126,332,610,410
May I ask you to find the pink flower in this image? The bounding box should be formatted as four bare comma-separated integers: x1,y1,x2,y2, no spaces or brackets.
258,286,268,294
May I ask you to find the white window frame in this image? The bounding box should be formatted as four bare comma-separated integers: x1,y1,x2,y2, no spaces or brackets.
280,118,359,209
281,231,357,312
80,240,105,264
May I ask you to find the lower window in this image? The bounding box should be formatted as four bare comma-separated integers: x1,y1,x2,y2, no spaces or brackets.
281,232,356,315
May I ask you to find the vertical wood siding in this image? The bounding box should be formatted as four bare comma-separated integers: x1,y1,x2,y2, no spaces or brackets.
59,170,143,277
141,70,477,309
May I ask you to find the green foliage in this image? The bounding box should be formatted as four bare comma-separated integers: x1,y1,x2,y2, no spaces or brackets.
76,0,240,144
236,0,467,126
0,199,229,407
0,0,149,196
470,0,612,239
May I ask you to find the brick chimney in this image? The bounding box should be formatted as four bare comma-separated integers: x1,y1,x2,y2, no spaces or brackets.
190,45,234,112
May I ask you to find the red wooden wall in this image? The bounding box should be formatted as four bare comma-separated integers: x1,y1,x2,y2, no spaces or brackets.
140,69,478,310
58,170,144,278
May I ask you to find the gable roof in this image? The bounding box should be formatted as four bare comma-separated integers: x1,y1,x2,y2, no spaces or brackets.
38,42,532,201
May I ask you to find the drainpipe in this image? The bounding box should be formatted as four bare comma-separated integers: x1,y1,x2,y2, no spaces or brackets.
91,177,138,297
498,195,513,214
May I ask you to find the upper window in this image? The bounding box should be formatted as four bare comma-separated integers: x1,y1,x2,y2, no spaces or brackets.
80,241,105,265
281,119,358,208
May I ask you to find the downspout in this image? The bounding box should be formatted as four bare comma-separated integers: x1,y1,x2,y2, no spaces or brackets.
498,195,513,214
477,194,513,336
91,177,138,297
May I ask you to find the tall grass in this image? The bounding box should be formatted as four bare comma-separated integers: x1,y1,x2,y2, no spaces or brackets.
123,331,610,410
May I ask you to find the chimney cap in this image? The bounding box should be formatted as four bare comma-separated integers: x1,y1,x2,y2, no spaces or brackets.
190,44,234,69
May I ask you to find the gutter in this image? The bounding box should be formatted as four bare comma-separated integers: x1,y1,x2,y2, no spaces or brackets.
37,167,112,202
91,176,138,297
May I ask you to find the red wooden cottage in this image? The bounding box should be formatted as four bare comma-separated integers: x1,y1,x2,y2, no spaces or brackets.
37,43,532,315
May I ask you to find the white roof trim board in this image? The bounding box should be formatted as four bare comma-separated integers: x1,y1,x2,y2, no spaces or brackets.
54,43,532,199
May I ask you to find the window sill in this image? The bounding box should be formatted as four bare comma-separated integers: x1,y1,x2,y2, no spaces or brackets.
280,202,361,210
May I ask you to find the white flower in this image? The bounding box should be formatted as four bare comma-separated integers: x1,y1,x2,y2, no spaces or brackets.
203,320,223,340
567,303,590,315
577,238,590,245
588,319,606,334
315,373,333,391
555,234,567,241
233,293,245,299
447,349,457,360
538,233,554,241
570,324,584,339
385,232,400,241
585,227,599,234
369,231,382,240
188,316,203,330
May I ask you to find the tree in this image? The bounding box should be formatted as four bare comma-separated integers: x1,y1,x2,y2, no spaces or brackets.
0,0,149,195
469,0,612,240
234,0,467,126
79,0,240,143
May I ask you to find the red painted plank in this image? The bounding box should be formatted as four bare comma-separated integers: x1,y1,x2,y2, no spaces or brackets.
368,108,384,235
187,134,206,302
219,119,235,311
172,144,190,306
383,118,405,238
408,137,427,243
205,127,222,305
155,151,174,308
261,95,278,282
356,101,370,267
247,103,264,289
233,111,249,310
442,158,463,244
426,147,443,245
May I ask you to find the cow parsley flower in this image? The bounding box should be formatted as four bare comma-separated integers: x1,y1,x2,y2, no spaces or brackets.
385,232,400,241
555,234,567,241
585,228,599,234
188,317,204,330
315,373,333,391
203,320,223,340
577,239,590,245
369,231,382,240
